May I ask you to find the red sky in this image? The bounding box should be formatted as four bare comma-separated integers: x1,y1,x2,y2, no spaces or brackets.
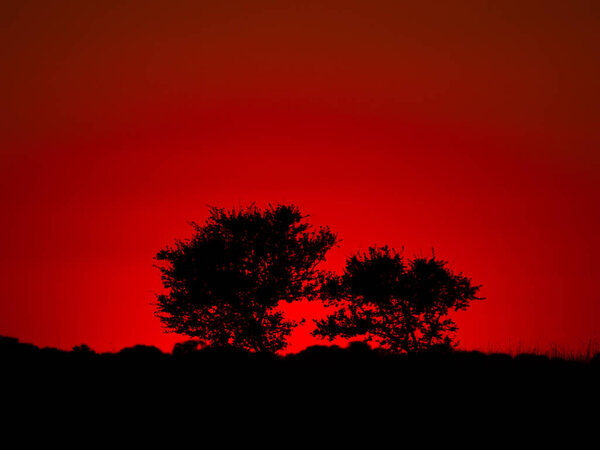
1,1,599,354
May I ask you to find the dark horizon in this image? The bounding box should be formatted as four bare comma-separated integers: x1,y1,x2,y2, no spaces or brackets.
3,333,599,363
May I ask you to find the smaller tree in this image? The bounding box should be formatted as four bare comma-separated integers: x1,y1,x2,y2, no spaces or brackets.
313,246,482,352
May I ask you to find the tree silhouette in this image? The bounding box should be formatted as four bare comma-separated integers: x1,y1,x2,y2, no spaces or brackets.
155,204,338,353
313,246,482,352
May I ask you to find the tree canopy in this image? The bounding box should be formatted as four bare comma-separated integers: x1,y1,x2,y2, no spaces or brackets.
155,204,338,353
313,246,482,352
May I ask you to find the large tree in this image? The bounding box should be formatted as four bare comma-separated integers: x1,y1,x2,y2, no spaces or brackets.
155,204,338,353
313,246,482,352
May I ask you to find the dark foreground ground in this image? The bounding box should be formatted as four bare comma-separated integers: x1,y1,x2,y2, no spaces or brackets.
1,335,598,438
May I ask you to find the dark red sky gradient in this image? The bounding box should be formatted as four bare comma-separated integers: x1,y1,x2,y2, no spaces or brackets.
1,1,599,354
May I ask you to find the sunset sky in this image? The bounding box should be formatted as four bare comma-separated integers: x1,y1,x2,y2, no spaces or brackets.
1,1,599,354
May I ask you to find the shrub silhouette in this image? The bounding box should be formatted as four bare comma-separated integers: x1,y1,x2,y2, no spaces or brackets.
72,344,95,355
172,339,205,355
313,246,482,352
155,204,338,353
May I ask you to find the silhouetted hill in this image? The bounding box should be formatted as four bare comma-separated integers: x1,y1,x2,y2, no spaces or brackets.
2,334,599,374
2,335,598,389
1,334,598,433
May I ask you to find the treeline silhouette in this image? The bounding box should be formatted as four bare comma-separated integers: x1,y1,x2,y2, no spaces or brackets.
2,334,599,434
3,335,599,384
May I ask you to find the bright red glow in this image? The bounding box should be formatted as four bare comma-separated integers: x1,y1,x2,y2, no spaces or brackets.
1,1,599,354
